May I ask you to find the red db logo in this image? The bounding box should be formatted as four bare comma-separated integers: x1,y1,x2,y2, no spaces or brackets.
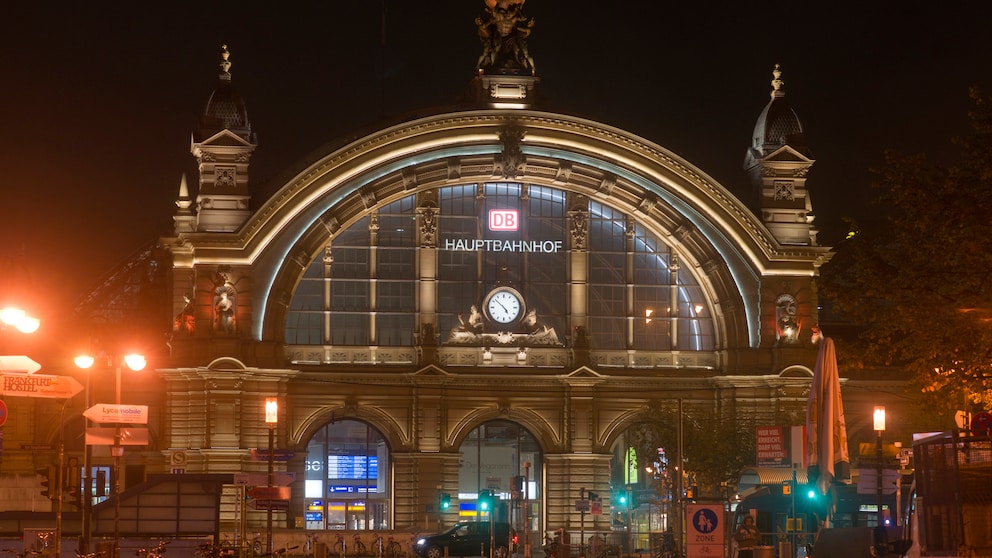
489,209,518,231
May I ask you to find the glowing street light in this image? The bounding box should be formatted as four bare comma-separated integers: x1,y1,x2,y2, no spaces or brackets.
265,397,278,555
75,352,147,558
0,306,40,333
874,406,886,527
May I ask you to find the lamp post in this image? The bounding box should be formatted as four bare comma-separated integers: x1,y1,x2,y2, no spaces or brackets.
873,406,886,527
0,306,41,334
75,353,146,558
265,397,278,555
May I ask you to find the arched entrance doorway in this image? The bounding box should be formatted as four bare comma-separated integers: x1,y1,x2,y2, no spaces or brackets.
303,419,392,530
458,421,542,541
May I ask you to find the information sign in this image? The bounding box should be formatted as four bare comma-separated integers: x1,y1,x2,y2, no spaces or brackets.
1,374,83,399
686,504,724,558
84,404,149,424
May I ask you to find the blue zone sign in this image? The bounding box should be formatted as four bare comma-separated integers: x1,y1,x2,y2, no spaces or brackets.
686,504,724,558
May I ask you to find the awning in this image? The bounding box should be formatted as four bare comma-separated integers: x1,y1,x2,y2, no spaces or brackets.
737,467,809,494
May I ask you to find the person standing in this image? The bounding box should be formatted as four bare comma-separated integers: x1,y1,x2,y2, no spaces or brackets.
734,515,761,558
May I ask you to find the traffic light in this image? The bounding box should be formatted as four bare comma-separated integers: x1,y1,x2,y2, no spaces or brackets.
38,465,56,500
440,492,451,510
614,491,628,509
478,489,494,513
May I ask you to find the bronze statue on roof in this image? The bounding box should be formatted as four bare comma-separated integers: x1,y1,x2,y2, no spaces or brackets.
475,0,535,75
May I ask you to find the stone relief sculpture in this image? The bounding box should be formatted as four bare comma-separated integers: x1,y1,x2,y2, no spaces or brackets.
213,271,236,333
447,304,559,346
475,0,536,74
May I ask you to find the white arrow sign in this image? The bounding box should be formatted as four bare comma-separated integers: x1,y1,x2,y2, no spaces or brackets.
84,404,149,424
0,355,42,374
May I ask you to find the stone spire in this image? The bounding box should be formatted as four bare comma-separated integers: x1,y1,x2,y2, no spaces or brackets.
173,173,196,235
190,45,257,232
743,64,818,246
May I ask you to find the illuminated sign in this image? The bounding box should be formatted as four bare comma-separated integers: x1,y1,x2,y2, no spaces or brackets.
443,239,562,253
489,209,518,231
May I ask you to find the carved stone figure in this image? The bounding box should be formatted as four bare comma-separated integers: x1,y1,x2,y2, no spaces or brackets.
475,0,536,74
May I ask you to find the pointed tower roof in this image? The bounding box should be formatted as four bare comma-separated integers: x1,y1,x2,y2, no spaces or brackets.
748,64,810,158
197,45,253,142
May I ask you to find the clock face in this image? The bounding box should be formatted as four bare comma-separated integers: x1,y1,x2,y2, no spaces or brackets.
486,289,523,324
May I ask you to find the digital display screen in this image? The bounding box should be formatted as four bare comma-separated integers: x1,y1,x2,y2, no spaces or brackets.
305,512,323,522
327,455,378,480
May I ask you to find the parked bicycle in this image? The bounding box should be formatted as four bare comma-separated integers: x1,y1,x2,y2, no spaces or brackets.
384,535,403,558
135,540,170,558
351,534,367,556
333,534,348,556
302,533,319,558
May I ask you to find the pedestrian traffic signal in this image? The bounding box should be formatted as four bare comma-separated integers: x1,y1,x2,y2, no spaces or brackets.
478,489,494,512
440,492,451,510
614,491,628,509
37,465,56,500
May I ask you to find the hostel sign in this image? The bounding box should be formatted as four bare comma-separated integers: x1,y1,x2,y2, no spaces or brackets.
1,373,84,399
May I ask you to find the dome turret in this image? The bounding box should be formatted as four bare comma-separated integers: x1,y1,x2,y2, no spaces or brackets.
748,64,810,158
743,64,818,246
197,45,253,142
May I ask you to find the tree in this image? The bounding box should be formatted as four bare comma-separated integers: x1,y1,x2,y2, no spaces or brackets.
626,403,756,499
820,88,992,412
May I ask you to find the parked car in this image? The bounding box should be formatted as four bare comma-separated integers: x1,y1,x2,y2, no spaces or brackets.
413,521,518,558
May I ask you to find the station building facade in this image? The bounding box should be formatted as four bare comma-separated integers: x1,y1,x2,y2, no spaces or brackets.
2,43,913,545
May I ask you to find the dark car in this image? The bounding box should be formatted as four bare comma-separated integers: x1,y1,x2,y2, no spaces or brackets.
413,521,518,558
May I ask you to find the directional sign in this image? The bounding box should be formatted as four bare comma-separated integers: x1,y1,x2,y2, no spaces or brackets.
234,472,296,486
84,404,149,424
249,486,291,500
250,449,296,461
1,373,84,399
249,499,291,511
856,468,901,495
0,355,42,374
86,426,149,446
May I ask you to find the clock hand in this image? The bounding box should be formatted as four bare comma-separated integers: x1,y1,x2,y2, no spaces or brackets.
495,299,508,312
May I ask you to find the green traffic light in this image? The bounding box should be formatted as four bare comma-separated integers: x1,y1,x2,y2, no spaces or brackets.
807,489,816,499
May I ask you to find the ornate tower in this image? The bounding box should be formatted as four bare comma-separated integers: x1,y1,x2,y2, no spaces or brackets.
744,64,818,246
190,45,257,232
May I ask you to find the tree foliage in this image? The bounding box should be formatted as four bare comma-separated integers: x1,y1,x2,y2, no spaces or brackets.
627,404,756,499
819,88,992,411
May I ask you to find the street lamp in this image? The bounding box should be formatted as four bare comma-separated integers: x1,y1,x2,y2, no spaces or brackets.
873,406,886,527
75,352,146,558
265,397,278,555
0,306,41,333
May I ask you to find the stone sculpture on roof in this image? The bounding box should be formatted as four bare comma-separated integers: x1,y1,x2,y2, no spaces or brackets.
475,0,535,75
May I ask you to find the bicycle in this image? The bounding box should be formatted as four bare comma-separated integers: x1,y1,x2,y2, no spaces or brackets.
302,533,319,558
136,541,170,558
352,534,367,556
384,536,402,558
333,534,347,556
259,546,299,558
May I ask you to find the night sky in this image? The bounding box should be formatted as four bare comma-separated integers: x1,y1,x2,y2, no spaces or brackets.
3,1,992,322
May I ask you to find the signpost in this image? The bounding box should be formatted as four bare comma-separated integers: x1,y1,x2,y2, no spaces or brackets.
1,373,84,399
250,449,296,461
0,355,42,374
234,472,296,486
85,427,149,446
83,404,149,424
686,504,724,558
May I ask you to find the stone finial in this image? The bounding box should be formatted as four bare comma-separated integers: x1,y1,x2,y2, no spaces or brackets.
219,44,232,79
771,63,784,98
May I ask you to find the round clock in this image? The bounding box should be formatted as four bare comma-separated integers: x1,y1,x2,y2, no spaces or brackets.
484,287,524,324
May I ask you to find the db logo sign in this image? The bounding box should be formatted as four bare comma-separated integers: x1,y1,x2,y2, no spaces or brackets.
489,209,518,231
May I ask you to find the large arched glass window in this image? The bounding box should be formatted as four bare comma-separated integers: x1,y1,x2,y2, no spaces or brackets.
459,420,542,535
302,420,392,530
285,184,714,352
